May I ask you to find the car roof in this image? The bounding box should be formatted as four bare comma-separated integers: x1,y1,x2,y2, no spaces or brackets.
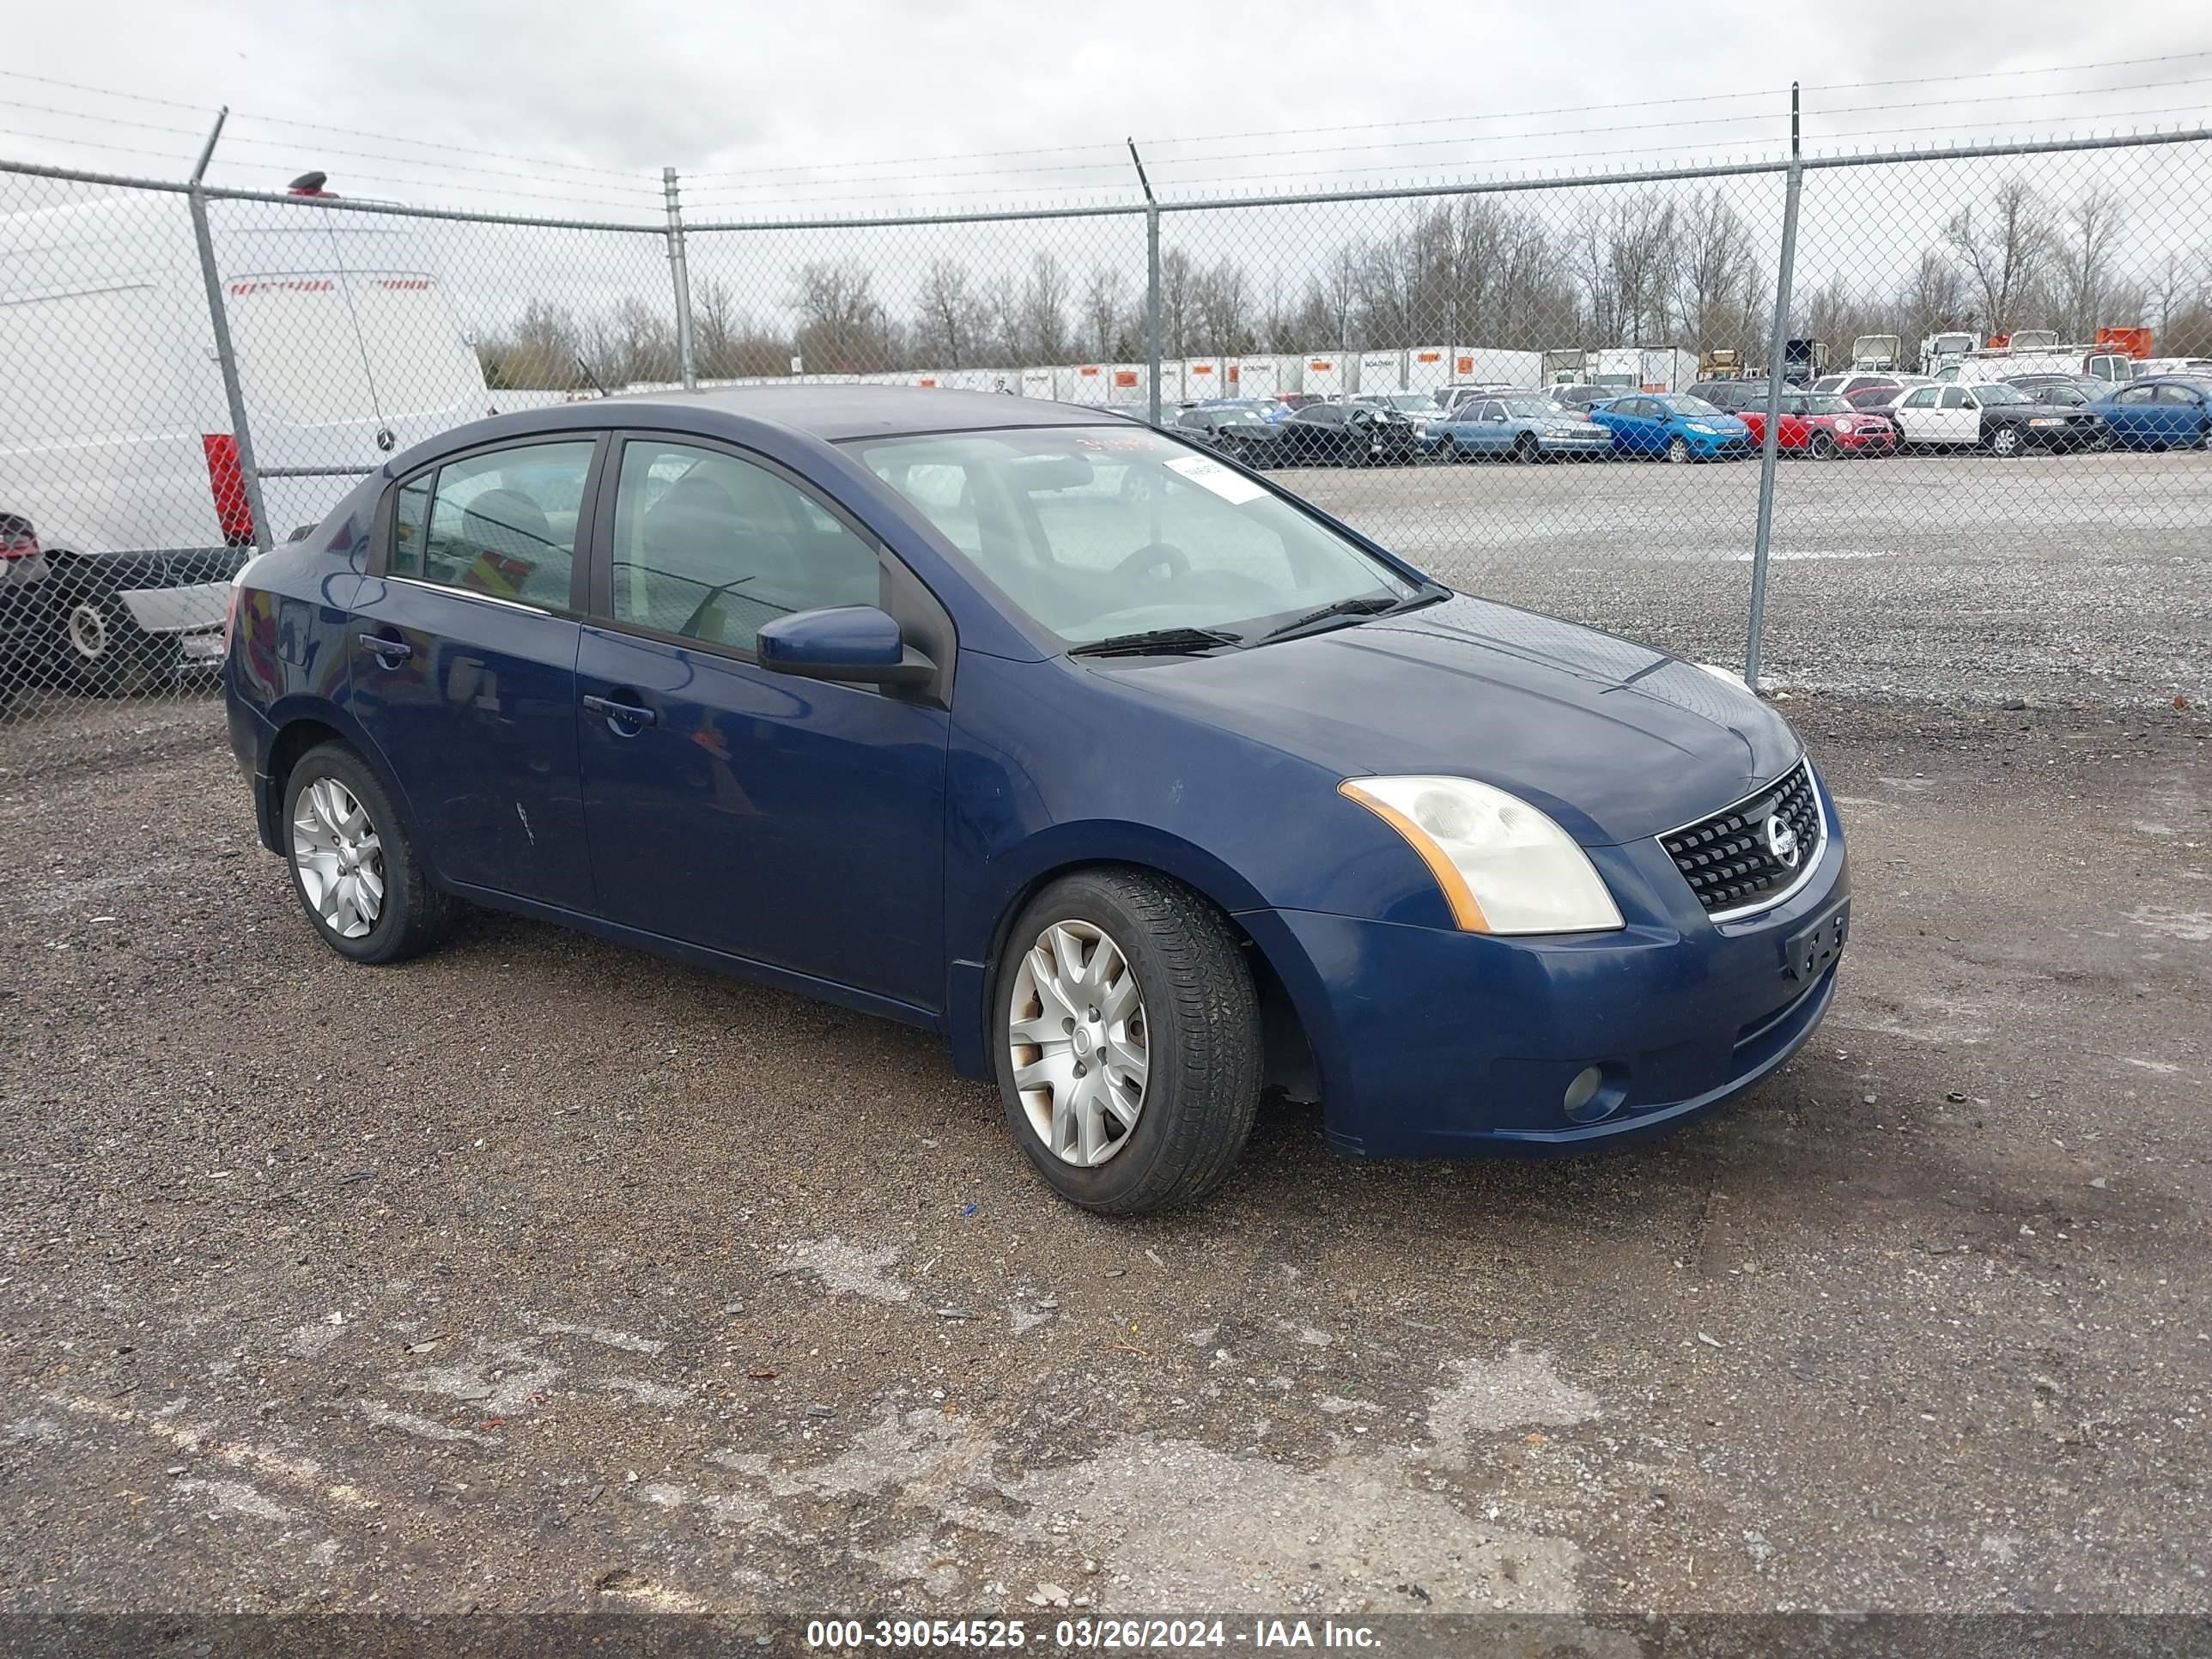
605,383,1120,441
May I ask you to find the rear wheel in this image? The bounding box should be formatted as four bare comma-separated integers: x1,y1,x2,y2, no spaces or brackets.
994,869,1260,1215
282,741,455,965
52,580,173,698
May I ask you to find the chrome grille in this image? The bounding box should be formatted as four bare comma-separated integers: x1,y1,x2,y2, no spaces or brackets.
1660,760,1824,919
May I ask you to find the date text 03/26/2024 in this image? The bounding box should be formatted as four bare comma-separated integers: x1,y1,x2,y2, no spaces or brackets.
804,1617,1382,1650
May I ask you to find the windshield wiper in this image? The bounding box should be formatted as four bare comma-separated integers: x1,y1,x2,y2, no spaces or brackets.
1260,586,1442,643
1068,626,1245,659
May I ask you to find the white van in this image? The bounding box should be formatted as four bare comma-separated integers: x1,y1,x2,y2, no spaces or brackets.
0,183,494,693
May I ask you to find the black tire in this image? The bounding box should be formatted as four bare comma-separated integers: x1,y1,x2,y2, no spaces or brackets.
994,868,1261,1216
48,566,174,697
1511,433,1539,465
1665,434,1692,465
1808,431,1841,460
281,741,455,965
1988,423,2025,459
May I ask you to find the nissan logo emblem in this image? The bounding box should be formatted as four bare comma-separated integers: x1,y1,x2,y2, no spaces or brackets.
1764,812,1801,869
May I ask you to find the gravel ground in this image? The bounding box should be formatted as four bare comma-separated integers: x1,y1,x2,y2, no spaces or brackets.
1,691,2206,1632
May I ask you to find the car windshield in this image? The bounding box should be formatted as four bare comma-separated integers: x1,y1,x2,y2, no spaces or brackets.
1503,398,1565,417
1804,395,1851,414
1662,394,1723,416
856,426,1424,647
1377,394,1431,411
1976,386,2033,405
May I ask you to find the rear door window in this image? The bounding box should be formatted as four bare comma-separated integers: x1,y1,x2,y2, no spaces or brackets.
402,441,596,607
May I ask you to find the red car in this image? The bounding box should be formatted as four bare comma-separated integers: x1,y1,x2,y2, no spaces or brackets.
1736,390,1898,458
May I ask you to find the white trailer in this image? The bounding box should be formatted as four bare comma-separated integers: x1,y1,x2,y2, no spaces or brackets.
0,185,495,689
1106,363,1151,407
1299,355,1348,398
1354,350,1402,395
1019,366,1060,400
1066,363,1112,405
1590,346,1698,392
1228,356,1280,398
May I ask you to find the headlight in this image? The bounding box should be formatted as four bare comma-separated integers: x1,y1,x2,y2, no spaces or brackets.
2027,416,2063,427
1686,422,1716,434
1339,775,1625,935
1834,418,1856,434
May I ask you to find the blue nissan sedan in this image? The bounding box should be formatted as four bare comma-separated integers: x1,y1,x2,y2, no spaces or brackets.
223,387,1847,1214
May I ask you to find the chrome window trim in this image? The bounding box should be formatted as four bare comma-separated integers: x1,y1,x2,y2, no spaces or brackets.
383,572,554,617
1656,756,1830,925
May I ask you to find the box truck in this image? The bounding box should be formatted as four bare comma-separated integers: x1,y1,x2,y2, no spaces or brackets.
0,180,495,693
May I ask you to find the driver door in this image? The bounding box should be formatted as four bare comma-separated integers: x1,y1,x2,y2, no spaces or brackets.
1936,386,1978,444
574,434,952,1012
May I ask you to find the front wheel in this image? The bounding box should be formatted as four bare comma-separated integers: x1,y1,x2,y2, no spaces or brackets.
1511,433,1539,465
1666,435,1692,465
1808,432,1841,460
1988,424,2025,458
283,742,455,964
994,869,1260,1215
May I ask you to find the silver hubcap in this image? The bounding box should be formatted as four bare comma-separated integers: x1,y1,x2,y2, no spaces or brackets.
66,603,108,659
1007,920,1149,1168
292,777,385,939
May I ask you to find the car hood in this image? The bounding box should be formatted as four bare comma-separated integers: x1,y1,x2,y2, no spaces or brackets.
1096,595,1802,847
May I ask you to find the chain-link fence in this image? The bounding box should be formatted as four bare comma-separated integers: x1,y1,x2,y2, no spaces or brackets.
3,124,2209,726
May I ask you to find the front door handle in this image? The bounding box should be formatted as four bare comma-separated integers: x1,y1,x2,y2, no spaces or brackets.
357,632,412,665
582,693,657,732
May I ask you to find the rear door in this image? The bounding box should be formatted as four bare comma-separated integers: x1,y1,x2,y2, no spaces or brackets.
2154,381,2209,444
1889,386,1940,442
349,434,602,910
574,434,951,1011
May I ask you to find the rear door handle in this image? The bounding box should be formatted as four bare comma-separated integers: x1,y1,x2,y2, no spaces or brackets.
582,693,657,731
357,632,412,665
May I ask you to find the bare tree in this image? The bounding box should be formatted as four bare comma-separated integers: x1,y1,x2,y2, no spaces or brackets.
479,298,585,388
791,261,895,373
1944,179,2050,333
2051,186,2127,340
1578,193,1677,344
1158,246,1196,358
915,259,986,369
1672,189,1759,350
1192,258,1255,357
1019,252,1072,366
689,279,789,380
1079,264,1130,361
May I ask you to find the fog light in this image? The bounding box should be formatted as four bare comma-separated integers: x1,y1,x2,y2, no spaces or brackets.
1563,1066,1604,1116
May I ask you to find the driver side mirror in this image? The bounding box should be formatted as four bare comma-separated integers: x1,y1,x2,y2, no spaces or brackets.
757,605,935,689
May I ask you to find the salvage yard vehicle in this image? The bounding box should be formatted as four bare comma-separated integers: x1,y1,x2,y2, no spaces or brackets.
1230,400,1421,466
1424,395,1612,462
1886,381,2106,454
226,386,1849,1214
2094,377,2212,450
1691,384,1897,458
1589,392,1753,462
0,174,495,695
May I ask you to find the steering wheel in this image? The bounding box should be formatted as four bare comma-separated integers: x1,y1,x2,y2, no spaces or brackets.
1113,542,1189,584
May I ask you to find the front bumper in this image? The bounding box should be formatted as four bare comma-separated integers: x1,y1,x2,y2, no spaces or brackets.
1686,431,1753,458
1243,784,1850,1158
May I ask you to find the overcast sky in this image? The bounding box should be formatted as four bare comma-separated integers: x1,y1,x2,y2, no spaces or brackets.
6,0,2212,217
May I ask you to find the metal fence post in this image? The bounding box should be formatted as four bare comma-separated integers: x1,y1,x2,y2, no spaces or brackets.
1746,84,1803,690
1129,140,1161,423
186,107,271,553
664,166,698,392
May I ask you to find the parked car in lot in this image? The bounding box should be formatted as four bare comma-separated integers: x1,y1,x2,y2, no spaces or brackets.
1689,383,1898,458
226,386,1848,1213
1275,392,1326,411
2007,374,2112,409
1809,373,1937,410
1188,397,1291,424
1547,383,1613,410
1885,382,2106,454
1224,400,1421,467
1170,405,1279,453
1425,395,1612,462
2094,377,2212,450
1589,393,1753,462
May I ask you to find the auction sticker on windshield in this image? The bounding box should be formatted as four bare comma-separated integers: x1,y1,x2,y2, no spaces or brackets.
1164,453,1267,505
